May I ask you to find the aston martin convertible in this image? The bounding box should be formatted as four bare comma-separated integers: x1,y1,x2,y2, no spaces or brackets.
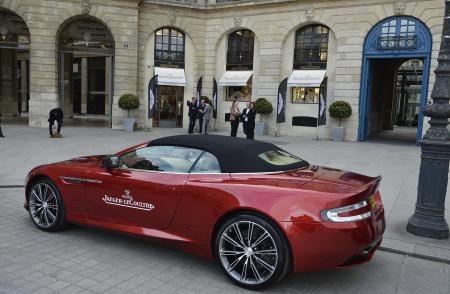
24,135,385,289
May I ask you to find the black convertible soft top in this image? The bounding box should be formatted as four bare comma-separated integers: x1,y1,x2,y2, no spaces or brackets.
148,135,309,173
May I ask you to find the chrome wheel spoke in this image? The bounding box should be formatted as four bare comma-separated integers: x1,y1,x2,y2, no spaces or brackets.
46,209,56,221
233,223,246,247
220,249,245,256
253,255,275,273
31,190,43,203
32,206,44,217
241,257,249,282
223,233,244,249
247,222,254,247
254,249,277,256
251,231,269,248
226,254,245,272
249,257,262,283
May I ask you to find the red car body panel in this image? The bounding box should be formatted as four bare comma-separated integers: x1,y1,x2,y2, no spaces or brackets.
25,143,385,273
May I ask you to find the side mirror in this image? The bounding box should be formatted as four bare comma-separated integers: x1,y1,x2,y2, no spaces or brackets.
102,155,121,169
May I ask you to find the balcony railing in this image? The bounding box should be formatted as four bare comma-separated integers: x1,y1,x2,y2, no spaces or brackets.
377,35,418,50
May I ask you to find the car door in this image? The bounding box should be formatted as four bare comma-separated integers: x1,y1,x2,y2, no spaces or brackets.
85,146,201,230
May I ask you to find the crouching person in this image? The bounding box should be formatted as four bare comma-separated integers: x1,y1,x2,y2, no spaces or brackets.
48,108,64,138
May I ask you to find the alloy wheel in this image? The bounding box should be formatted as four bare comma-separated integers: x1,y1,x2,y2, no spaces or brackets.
218,221,278,285
29,183,59,229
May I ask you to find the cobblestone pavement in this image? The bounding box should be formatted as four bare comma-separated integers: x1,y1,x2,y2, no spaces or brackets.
0,187,449,294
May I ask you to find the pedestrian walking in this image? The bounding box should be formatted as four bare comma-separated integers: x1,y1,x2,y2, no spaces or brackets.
199,99,212,134
187,97,198,134
48,108,64,138
246,102,256,140
229,100,241,137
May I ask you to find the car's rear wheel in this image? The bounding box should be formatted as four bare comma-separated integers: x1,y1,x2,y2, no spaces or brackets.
214,214,291,289
28,178,67,232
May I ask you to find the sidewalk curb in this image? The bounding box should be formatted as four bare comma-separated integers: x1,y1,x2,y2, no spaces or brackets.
379,246,450,264
0,185,25,188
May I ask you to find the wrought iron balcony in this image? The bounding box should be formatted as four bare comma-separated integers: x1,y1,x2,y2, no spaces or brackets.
377,35,418,50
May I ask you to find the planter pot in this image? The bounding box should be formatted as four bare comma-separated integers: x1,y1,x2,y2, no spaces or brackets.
124,118,135,132
332,127,345,142
255,121,266,136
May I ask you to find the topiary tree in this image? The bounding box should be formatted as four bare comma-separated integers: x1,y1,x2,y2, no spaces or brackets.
254,98,273,122
329,100,352,127
118,94,140,118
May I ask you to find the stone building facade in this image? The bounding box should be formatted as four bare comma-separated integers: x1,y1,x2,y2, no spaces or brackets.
0,0,444,142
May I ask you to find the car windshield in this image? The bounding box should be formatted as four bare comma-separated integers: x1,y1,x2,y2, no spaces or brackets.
258,150,304,166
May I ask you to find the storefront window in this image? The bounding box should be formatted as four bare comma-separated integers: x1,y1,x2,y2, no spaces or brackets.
226,80,252,102
294,25,329,70
292,87,320,104
155,28,185,68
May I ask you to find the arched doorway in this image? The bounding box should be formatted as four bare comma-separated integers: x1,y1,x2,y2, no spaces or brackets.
358,16,432,144
58,17,114,127
0,10,30,122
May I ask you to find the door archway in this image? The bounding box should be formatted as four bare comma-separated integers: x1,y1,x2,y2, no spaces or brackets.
358,16,432,143
58,17,114,127
0,9,30,121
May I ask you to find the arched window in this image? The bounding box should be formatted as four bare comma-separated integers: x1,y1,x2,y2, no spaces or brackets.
60,19,114,52
294,25,329,70
154,28,185,68
227,29,254,70
378,18,417,49
0,10,30,48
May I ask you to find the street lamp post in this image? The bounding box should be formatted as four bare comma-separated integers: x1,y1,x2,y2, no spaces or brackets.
407,0,450,239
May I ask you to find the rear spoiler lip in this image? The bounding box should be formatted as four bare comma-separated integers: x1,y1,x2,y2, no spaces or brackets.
324,175,382,210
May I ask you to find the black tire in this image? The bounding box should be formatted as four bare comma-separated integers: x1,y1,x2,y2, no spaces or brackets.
214,214,291,290
28,178,68,232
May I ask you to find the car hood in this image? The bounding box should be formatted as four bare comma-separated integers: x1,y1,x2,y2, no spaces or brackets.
60,155,108,167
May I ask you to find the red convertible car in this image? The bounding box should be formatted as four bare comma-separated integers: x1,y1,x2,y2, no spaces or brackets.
25,135,385,289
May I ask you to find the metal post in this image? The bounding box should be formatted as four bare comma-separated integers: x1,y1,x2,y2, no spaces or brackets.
407,0,450,239
0,115,4,138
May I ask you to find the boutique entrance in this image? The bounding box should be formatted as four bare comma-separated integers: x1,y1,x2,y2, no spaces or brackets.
364,58,423,143
154,86,183,128
59,18,114,126
359,16,432,143
0,10,30,121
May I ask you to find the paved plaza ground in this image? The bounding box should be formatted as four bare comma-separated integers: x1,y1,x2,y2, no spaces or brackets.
0,124,450,293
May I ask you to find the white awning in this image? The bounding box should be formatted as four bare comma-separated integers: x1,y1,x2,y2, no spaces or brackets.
218,71,253,86
287,70,326,88
154,67,186,86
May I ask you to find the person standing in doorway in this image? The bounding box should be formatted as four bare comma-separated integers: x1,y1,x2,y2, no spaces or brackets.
200,99,212,134
48,108,64,138
246,102,256,140
229,99,241,137
187,97,198,134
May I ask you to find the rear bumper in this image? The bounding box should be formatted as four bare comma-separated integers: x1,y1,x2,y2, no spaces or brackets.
281,207,385,273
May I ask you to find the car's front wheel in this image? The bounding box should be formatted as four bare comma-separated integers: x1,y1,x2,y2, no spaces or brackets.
214,214,291,289
28,178,67,232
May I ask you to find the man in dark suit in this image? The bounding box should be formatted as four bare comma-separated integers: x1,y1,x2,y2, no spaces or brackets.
187,97,198,134
246,102,257,140
48,108,64,138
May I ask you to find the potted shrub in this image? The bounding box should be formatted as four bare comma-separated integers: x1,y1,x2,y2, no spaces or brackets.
254,97,273,136
328,100,352,142
118,93,140,132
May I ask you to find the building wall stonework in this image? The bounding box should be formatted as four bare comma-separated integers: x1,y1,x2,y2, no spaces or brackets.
0,0,445,141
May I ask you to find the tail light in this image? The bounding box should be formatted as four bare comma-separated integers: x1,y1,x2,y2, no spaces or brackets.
321,199,372,222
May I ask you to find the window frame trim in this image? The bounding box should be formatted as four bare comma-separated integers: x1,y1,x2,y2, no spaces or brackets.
154,27,186,68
